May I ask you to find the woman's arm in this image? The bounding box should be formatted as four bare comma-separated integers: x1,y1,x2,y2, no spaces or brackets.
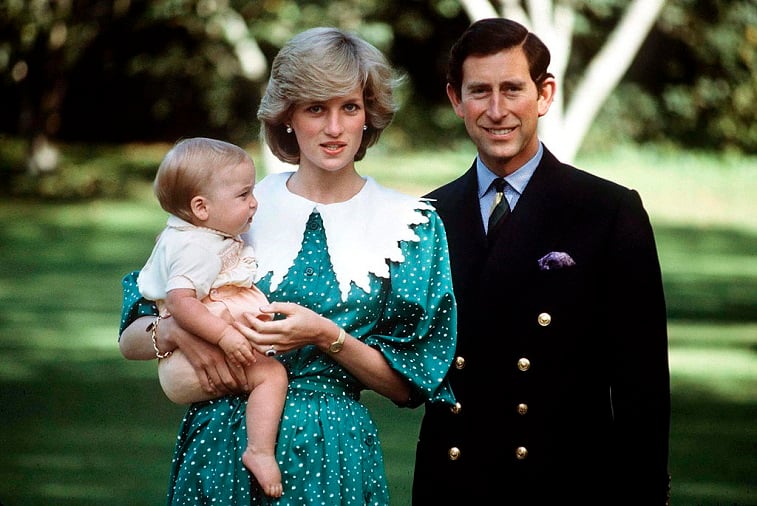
119,315,170,360
120,267,250,396
322,322,412,404
120,314,249,395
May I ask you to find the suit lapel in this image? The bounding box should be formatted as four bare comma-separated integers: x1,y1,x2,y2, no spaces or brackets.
485,149,568,273
429,162,487,303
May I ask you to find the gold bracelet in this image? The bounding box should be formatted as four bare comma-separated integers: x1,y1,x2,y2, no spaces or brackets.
146,315,173,359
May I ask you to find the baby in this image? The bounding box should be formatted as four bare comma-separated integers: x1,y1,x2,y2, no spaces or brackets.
137,137,287,498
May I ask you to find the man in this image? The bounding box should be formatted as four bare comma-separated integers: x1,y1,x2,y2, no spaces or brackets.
413,18,671,504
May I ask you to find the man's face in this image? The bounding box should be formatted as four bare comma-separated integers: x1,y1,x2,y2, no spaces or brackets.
447,47,554,175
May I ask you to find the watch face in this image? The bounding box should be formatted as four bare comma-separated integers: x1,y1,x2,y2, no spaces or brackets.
329,342,343,353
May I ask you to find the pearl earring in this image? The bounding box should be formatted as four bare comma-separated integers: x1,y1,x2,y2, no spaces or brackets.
286,125,293,134
363,124,368,131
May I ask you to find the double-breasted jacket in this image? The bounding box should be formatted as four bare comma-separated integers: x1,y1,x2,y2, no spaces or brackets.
413,147,670,504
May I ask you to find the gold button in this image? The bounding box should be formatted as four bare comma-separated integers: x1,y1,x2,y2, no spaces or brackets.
450,402,462,415
537,312,552,326
517,357,530,371
448,447,461,461
515,446,528,460
517,403,528,415
454,356,465,370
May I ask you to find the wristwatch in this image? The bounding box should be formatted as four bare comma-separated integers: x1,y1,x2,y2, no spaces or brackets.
329,327,346,353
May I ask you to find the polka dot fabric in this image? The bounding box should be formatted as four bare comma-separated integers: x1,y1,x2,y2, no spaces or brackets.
119,197,457,505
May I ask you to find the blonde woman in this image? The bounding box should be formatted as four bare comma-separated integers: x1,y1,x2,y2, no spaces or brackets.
120,28,457,504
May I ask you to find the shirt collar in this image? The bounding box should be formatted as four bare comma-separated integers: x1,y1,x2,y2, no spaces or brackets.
476,142,543,197
165,214,237,240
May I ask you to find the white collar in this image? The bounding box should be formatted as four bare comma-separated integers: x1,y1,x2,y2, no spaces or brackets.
247,172,433,301
165,215,237,240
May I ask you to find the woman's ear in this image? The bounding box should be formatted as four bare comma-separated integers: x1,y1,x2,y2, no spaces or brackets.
190,195,209,222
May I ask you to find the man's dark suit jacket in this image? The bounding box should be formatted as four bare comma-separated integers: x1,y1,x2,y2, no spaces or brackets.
413,147,670,504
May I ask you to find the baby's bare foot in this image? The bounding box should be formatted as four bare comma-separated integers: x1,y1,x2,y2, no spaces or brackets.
243,449,283,498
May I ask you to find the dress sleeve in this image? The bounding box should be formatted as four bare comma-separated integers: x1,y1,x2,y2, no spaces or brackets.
363,208,458,408
119,270,158,338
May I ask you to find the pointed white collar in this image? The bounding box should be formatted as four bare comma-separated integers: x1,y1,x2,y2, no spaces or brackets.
247,172,433,301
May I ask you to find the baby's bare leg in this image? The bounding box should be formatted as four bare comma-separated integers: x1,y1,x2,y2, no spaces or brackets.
242,355,288,498
157,351,217,404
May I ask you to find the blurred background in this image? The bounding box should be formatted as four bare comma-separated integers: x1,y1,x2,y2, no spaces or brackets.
0,0,755,505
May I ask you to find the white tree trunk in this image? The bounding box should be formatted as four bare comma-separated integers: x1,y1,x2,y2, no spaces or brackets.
558,0,666,161
459,0,498,20
213,5,293,174
212,7,267,80
457,0,665,162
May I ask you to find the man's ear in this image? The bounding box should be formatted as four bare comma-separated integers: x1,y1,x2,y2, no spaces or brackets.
446,83,465,119
537,76,557,117
190,195,209,222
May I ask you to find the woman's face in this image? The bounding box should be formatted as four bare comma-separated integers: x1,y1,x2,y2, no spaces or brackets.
289,86,366,173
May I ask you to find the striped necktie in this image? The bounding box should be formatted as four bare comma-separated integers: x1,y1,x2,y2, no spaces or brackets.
487,178,510,235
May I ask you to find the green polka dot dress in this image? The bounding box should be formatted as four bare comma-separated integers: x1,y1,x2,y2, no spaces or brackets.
119,174,457,505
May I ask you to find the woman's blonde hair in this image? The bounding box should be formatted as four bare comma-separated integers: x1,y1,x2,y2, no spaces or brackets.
257,27,403,164
153,137,251,222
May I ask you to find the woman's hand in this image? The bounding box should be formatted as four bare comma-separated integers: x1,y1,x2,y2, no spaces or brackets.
235,302,413,405
170,318,251,395
120,314,250,395
234,302,334,354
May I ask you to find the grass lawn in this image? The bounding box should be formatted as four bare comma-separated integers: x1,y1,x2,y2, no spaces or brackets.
0,143,755,505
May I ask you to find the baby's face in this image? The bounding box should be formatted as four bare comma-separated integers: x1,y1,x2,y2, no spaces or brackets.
204,158,258,236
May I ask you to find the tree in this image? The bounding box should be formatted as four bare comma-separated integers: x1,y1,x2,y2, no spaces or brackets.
1,0,268,176
457,0,666,162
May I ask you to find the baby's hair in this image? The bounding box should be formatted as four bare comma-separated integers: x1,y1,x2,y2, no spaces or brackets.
154,137,251,222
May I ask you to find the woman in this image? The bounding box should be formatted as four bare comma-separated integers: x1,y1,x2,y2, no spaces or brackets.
119,27,457,505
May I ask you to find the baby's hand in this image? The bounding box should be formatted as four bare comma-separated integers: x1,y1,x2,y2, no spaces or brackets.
217,326,255,368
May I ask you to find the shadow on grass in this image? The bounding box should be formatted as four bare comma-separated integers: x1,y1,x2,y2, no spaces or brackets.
0,201,754,505
659,224,757,324
670,380,757,506
0,357,185,506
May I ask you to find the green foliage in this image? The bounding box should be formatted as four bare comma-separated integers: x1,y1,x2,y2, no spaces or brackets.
0,139,168,200
0,0,754,189
653,0,756,151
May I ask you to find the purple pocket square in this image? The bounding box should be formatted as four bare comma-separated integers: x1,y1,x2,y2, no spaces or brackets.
537,251,576,270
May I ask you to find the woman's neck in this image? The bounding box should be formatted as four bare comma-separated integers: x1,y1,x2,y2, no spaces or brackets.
286,166,365,204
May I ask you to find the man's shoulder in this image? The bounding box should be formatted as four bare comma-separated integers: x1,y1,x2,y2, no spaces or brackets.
562,164,635,199
541,149,632,199
424,165,475,200
537,145,629,192
424,181,454,200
